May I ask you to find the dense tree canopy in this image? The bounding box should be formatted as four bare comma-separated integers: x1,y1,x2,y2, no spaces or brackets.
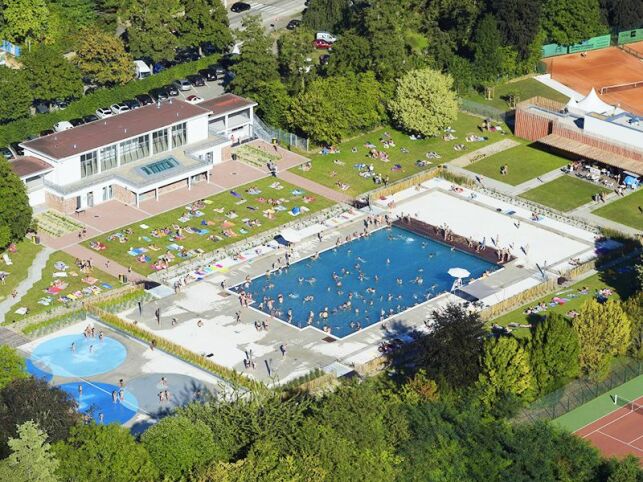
0,421,59,482
125,0,180,62
178,0,232,51
21,46,83,101
542,0,606,45
0,346,27,390
0,68,32,124
302,0,350,32
0,159,32,243
75,29,134,86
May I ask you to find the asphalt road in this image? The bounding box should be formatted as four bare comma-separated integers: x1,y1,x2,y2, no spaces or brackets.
227,0,306,29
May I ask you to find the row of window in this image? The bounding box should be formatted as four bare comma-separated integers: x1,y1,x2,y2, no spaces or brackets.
80,123,187,178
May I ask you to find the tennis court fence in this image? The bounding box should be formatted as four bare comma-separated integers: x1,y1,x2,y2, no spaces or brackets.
600,80,643,95
514,358,642,423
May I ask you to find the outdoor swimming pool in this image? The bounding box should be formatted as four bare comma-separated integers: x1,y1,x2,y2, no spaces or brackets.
233,227,498,338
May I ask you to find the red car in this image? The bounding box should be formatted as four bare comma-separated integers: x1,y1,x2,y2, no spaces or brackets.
312,39,332,49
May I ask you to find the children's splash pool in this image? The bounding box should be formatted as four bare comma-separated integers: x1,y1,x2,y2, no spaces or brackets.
232,227,497,338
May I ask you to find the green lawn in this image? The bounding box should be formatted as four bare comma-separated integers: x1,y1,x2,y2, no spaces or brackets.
5,251,120,322
593,189,643,231
463,78,569,111
292,113,509,197
520,176,611,212
466,143,569,186
0,240,43,303
84,177,335,275
489,266,637,339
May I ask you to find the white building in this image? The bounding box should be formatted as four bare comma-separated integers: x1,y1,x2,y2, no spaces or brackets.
11,94,256,213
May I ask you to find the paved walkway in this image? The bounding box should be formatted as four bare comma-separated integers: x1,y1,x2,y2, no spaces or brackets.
0,327,30,347
279,170,353,203
62,244,143,281
0,246,53,324
512,167,566,195
449,138,520,168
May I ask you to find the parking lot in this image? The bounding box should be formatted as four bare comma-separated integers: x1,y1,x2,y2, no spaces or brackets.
174,76,225,103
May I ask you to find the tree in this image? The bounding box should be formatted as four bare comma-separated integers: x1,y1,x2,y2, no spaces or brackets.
418,303,486,388
53,424,157,482
478,336,535,406
22,46,83,101
542,0,606,45
0,67,32,123
0,0,50,44
601,0,643,31
388,67,458,137
622,293,642,358
141,414,219,479
125,0,179,63
0,421,59,482
0,158,32,242
302,0,350,32
277,27,315,93
230,15,280,98
606,455,642,482
491,0,543,59
446,55,476,94
75,30,134,86
325,32,372,76
0,346,27,390
573,299,632,378
473,14,505,84
251,80,291,128
178,0,232,51
529,313,580,394
0,377,79,458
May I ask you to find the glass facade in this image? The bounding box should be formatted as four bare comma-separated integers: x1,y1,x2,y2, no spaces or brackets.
171,123,187,148
152,129,169,154
120,135,150,164
80,151,98,178
100,145,117,172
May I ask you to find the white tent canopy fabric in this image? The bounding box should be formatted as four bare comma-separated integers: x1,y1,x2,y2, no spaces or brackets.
448,268,471,278
566,88,615,116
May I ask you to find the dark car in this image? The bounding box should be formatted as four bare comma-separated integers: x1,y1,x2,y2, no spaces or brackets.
218,54,239,69
40,129,55,136
199,68,217,82
82,114,99,124
186,74,205,87
163,84,179,97
208,63,227,76
0,147,14,161
200,42,218,56
230,2,251,13
123,98,142,110
149,88,169,102
176,47,200,63
10,142,25,156
320,54,331,65
53,99,70,110
135,94,154,106
286,19,301,30
34,102,50,114
152,59,176,74
69,118,85,127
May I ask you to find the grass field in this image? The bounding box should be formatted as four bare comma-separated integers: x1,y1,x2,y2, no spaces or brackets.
466,143,569,186
520,176,611,212
84,177,335,275
593,189,643,231
0,240,42,303
6,251,120,322
291,113,509,197
489,266,637,338
554,375,643,432
463,78,570,111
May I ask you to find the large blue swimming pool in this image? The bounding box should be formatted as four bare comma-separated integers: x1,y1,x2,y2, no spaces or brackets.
233,227,497,338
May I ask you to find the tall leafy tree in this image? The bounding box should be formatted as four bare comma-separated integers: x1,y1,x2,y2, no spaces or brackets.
0,346,27,390
0,421,59,482
125,0,179,62
302,0,350,32
0,0,51,44
601,0,643,30
178,0,232,51
621,293,642,358
478,336,535,406
53,424,158,482
0,67,32,124
251,80,291,128
529,313,580,394
22,46,83,101
325,32,372,76
0,158,32,242
75,29,135,86
277,27,315,93
473,14,505,84
491,0,543,59
388,67,458,137
542,0,606,45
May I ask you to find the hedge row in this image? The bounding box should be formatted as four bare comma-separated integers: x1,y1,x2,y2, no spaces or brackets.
0,54,221,147
22,310,87,336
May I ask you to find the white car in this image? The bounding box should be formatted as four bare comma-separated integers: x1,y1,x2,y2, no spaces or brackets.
53,121,73,132
173,79,192,91
185,95,204,104
95,107,114,119
110,103,130,115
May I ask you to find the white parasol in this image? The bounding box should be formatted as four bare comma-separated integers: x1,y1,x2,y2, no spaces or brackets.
448,268,470,278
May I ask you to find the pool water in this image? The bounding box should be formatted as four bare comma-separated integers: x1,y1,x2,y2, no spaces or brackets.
59,382,139,425
233,227,497,338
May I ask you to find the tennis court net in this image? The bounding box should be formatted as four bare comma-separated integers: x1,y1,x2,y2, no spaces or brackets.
600,80,643,94
613,394,643,413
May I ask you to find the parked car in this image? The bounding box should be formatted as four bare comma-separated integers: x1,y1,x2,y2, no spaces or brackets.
40,129,54,136
54,121,74,132
186,74,205,87
0,147,14,161
123,99,141,110
9,142,24,157
84,86,100,95
172,79,192,91
110,103,130,114
230,2,251,12
53,98,70,110
82,114,99,124
163,84,180,96
152,59,176,74
34,102,50,114
312,39,333,49
200,41,218,56
286,19,301,30
199,68,217,82
218,54,238,69
135,94,154,106
69,118,85,127
149,88,169,102
320,54,331,65
185,95,204,104
95,107,114,119
176,46,200,63
134,59,152,80
315,32,337,43
209,63,227,76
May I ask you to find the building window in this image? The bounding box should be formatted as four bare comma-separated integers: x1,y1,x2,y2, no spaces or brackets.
80,151,98,178
171,122,187,148
120,135,150,164
152,129,169,154
100,145,117,171
102,185,113,201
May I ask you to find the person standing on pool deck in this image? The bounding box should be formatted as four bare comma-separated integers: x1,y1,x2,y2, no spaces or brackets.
138,300,143,317
71,342,76,352
112,390,118,403
155,307,161,325
78,384,83,397
280,344,287,357
99,412,104,424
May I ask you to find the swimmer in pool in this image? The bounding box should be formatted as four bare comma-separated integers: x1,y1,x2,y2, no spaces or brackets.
386,258,391,264
306,277,316,284
374,274,379,282
304,295,314,302
298,277,304,284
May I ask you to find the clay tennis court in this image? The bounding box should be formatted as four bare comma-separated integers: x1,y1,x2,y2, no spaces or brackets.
575,395,643,465
544,42,643,115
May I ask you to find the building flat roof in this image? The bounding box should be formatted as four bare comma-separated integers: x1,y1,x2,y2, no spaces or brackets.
22,101,210,160
199,93,257,117
10,156,53,178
